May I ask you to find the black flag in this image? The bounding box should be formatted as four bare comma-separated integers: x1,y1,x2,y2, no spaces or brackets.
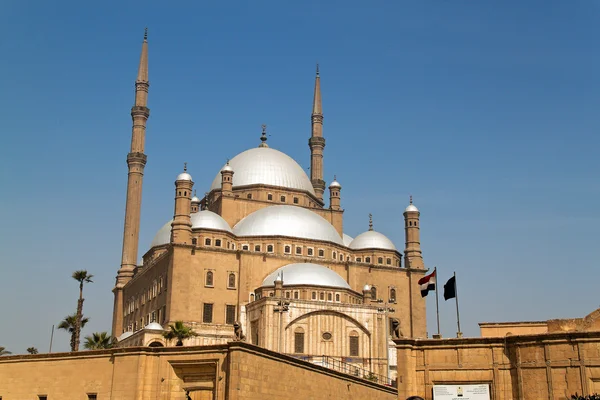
443,276,456,300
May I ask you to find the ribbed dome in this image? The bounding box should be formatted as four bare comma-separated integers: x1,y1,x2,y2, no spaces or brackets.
145,322,164,330
233,205,343,245
262,263,351,289
210,147,315,194
150,211,232,248
342,233,354,247
349,231,397,251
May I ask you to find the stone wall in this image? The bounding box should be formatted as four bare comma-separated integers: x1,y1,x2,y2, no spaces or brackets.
0,342,395,400
395,331,600,400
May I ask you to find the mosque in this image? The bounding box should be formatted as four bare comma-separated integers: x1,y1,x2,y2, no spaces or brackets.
111,30,428,381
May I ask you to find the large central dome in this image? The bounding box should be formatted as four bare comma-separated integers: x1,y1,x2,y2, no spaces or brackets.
233,205,344,245
210,147,315,194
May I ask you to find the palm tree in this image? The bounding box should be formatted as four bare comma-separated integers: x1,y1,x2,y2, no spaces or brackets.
72,270,93,351
0,346,11,356
26,347,38,354
162,321,198,346
58,313,90,351
83,332,115,350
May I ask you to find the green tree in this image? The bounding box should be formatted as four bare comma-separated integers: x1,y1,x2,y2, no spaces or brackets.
0,346,11,356
83,332,115,350
58,313,89,351
72,270,94,351
26,347,38,354
163,321,198,346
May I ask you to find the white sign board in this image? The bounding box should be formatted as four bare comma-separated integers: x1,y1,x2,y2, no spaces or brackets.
433,384,491,400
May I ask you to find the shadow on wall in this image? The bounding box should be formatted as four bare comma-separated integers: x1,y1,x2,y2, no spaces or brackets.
406,397,424,400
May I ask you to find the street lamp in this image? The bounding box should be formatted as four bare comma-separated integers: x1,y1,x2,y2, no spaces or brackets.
377,298,395,382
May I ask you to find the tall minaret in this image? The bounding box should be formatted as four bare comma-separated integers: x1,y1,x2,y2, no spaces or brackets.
309,64,326,200
112,29,150,336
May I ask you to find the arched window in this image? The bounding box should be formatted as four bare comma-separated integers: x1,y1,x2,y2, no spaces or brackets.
319,292,325,301
349,331,359,356
335,293,340,302
284,245,291,254
280,195,286,202
254,244,261,252
205,271,214,287
371,286,377,300
390,288,396,303
267,193,273,201
228,273,236,288
332,251,337,259
356,257,362,262
242,244,249,251
294,327,305,354
215,239,222,247
205,238,211,246
378,257,383,264
267,244,274,253
293,197,299,204
307,248,314,256
295,246,302,255
318,249,324,257
339,254,343,261
247,193,252,199
294,291,299,299
365,257,371,263
250,293,255,302
312,292,317,300
327,293,332,301
192,238,197,245
386,258,391,265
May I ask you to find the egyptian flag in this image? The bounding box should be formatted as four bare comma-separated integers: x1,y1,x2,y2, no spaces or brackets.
418,270,436,297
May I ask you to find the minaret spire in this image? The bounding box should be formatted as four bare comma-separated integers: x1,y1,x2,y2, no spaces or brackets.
309,64,326,201
113,29,151,337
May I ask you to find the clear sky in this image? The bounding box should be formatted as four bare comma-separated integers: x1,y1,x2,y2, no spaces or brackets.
0,1,598,354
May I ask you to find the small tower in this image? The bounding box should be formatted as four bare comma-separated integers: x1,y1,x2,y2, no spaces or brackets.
329,175,341,211
220,160,234,195
191,190,200,213
274,273,284,297
362,284,372,301
403,196,424,269
309,64,326,200
170,163,194,245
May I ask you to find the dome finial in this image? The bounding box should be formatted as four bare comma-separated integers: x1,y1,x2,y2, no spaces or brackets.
316,63,319,76
410,195,413,204
183,162,187,172
194,189,197,196
368,213,373,231
259,124,269,148
334,174,336,180
144,27,148,41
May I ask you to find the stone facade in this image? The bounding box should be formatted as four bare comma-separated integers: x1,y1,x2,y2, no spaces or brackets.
0,342,396,399
395,331,600,400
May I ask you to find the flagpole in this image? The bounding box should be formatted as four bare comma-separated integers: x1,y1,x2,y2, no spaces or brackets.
434,267,441,337
454,271,462,338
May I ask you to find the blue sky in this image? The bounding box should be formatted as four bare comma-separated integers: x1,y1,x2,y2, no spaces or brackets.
0,1,598,353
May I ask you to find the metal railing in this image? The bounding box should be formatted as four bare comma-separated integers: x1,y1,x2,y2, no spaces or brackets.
287,354,393,386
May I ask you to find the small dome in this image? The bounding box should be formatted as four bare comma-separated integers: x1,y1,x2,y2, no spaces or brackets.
329,180,341,189
118,331,133,341
150,211,232,248
210,147,315,194
349,231,397,251
221,163,234,173
363,284,371,291
191,195,201,203
342,233,354,247
145,322,164,330
176,172,193,181
405,204,419,212
262,263,351,289
233,205,344,245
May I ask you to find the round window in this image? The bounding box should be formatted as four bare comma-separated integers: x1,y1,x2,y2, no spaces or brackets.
322,332,332,340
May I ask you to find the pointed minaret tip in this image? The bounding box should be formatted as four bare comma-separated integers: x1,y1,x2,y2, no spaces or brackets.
136,28,149,83
312,65,322,116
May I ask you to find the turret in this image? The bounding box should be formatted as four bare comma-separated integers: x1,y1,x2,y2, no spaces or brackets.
191,190,200,213
362,284,372,301
220,161,234,195
274,273,283,298
403,196,424,269
170,163,194,245
329,175,341,211
309,65,326,200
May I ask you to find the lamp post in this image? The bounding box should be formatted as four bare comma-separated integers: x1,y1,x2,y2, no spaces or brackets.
274,299,290,353
377,299,395,383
